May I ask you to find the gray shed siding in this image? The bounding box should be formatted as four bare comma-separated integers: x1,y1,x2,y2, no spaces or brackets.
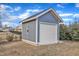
22,20,36,42
38,12,58,24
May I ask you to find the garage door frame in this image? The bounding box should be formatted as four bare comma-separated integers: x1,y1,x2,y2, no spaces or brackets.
39,22,59,44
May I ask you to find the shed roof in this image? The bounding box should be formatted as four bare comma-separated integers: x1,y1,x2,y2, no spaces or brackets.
22,8,63,23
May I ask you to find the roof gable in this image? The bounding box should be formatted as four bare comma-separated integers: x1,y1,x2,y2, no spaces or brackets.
38,11,59,23
22,8,62,23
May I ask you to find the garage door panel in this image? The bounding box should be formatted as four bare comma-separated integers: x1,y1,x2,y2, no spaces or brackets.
39,23,58,44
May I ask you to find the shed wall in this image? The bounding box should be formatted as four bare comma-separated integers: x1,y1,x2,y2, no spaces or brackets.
22,20,36,42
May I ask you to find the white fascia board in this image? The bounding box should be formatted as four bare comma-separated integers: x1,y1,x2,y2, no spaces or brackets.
22,17,37,23
50,8,63,22
36,8,52,18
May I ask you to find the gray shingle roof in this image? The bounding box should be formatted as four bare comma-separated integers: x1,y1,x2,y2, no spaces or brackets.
21,8,63,23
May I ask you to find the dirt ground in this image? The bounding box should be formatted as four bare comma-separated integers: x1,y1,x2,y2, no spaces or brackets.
0,40,79,56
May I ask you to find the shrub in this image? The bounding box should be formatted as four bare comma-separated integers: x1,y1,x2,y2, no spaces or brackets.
71,29,79,41
60,25,79,41
65,32,72,40
60,31,72,40
60,22,79,41
14,36,18,39
60,30,66,40
6,35,14,42
60,25,71,40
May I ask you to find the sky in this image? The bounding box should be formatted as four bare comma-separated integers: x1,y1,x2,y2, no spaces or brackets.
0,3,79,27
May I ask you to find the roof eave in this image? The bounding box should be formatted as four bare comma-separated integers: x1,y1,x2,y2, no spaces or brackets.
22,17,37,23
22,8,63,23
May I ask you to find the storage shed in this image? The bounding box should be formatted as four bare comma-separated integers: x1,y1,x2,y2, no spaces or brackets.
22,8,62,45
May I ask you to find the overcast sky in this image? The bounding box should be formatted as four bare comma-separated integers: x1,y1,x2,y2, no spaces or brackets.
0,3,79,27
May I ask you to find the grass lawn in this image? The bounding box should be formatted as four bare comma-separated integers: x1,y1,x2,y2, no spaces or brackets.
0,40,79,56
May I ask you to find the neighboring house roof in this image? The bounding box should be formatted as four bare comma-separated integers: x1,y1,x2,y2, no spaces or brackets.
22,8,63,23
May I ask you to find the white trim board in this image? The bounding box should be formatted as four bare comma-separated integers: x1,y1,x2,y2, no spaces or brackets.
22,39,59,46
36,18,39,44
39,22,58,25
38,40,58,45
22,39,38,46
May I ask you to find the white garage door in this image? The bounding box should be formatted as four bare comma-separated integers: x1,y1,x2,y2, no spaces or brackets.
39,22,58,44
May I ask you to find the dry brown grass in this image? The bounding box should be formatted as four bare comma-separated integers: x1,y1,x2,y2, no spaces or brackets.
0,40,79,56
0,32,21,42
